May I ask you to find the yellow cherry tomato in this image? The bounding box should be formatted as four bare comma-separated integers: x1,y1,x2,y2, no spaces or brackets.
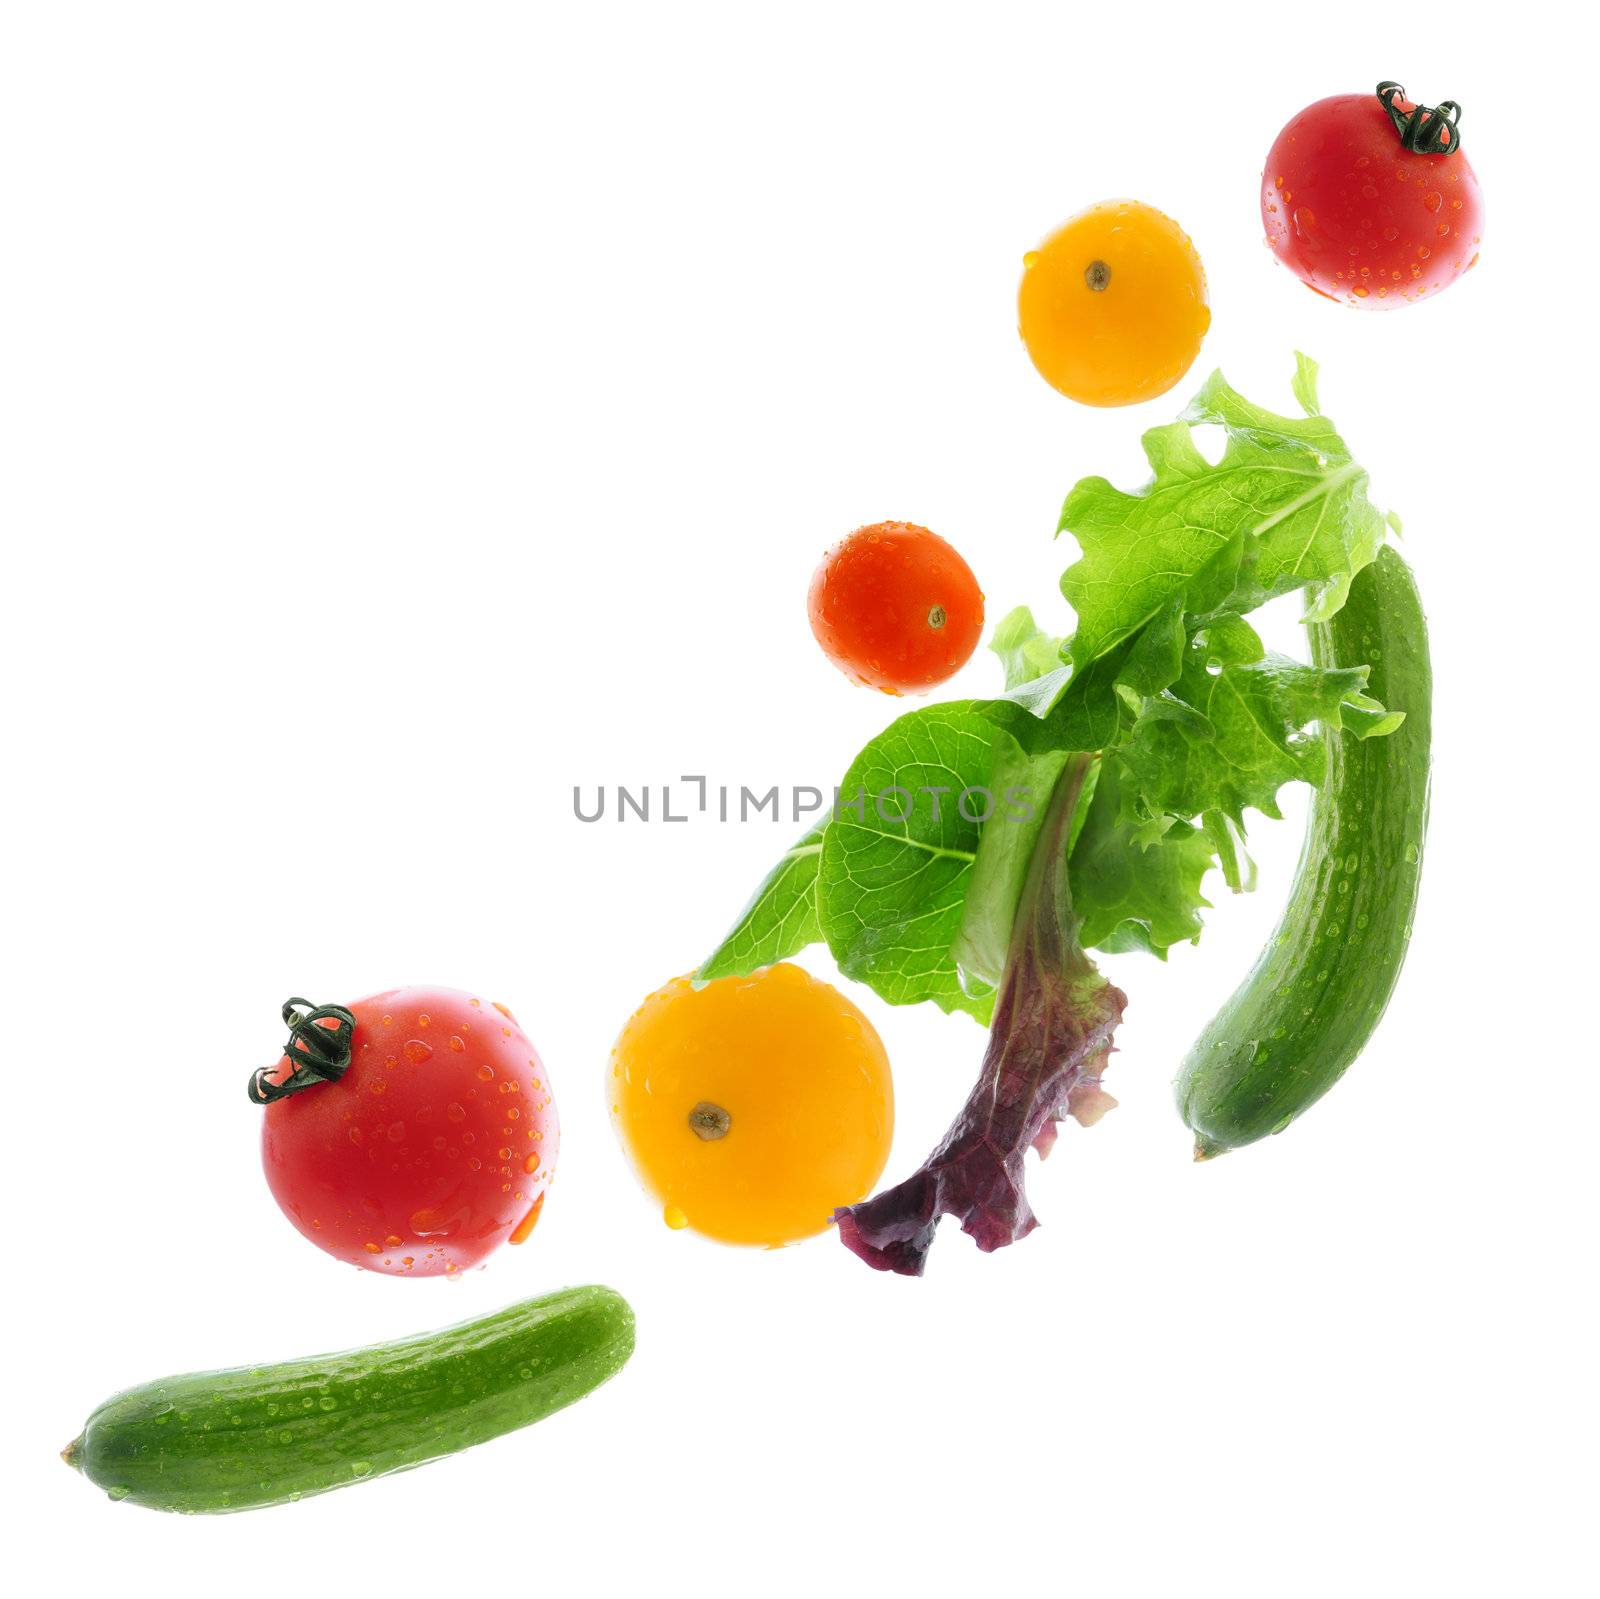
609,964,894,1246
1018,199,1210,407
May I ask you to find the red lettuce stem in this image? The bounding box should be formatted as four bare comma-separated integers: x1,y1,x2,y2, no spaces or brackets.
835,754,1127,1275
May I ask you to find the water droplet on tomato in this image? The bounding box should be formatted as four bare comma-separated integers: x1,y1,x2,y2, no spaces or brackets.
476,1064,495,1082
363,1241,381,1253
448,1036,465,1053
1423,191,1442,213
387,1121,406,1142
1382,226,1397,241
1353,286,1369,298
524,1152,541,1174
509,1193,545,1244
663,1205,689,1230
403,1039,432,1064
446,1101,466,1122
492,1002,514,1020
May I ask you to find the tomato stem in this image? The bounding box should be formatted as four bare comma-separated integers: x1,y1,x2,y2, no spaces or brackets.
1084,259,1110,291
247,997,358,1104
1376,81,1462,156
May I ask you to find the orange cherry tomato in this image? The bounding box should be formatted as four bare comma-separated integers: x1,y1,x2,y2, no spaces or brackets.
1018,199,1210,407
807,521,984,695
609,964,894,1247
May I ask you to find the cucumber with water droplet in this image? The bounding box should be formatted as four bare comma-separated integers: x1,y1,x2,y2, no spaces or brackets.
61,1285,634,1513
1176,545,1431,1156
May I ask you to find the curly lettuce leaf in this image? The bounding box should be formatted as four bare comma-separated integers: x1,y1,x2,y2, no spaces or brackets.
990,605,1067,690
1059,355,1390,670
1070,758,1216,958
1121,640,1397,827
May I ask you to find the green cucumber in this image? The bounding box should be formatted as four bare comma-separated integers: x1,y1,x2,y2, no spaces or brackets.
63,1285,634,1513
1176,545,1431,1156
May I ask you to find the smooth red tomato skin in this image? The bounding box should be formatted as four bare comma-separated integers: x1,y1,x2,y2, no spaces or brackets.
260,988,557,1277
807,522,984,695
1262,93,1483,308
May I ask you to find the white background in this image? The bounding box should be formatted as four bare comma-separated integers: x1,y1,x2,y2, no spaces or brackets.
3,4,1595,1595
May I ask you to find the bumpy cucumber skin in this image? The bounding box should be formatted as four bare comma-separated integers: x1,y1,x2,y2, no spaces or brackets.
1176,546,1431,1154
65,1285,634,1513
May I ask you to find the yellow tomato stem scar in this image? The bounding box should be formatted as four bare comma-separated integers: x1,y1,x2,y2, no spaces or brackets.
688,1101,731,1141
1085,260,1111,291
927,604,947,630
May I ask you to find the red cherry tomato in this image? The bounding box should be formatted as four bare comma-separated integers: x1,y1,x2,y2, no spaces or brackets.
807,521,984,695
256,988,558,1276
1262,82,1483,309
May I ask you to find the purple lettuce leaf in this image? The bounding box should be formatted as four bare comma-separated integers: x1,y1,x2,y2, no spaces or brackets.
834,755,1127,1276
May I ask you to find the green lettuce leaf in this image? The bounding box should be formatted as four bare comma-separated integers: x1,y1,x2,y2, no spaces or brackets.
1070,758,1216,958
818,702,1001,1022
1120,643,1390,826
990,606,1067,690
950,735,1086,991
1058,355,1390,669
696,820,825,981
